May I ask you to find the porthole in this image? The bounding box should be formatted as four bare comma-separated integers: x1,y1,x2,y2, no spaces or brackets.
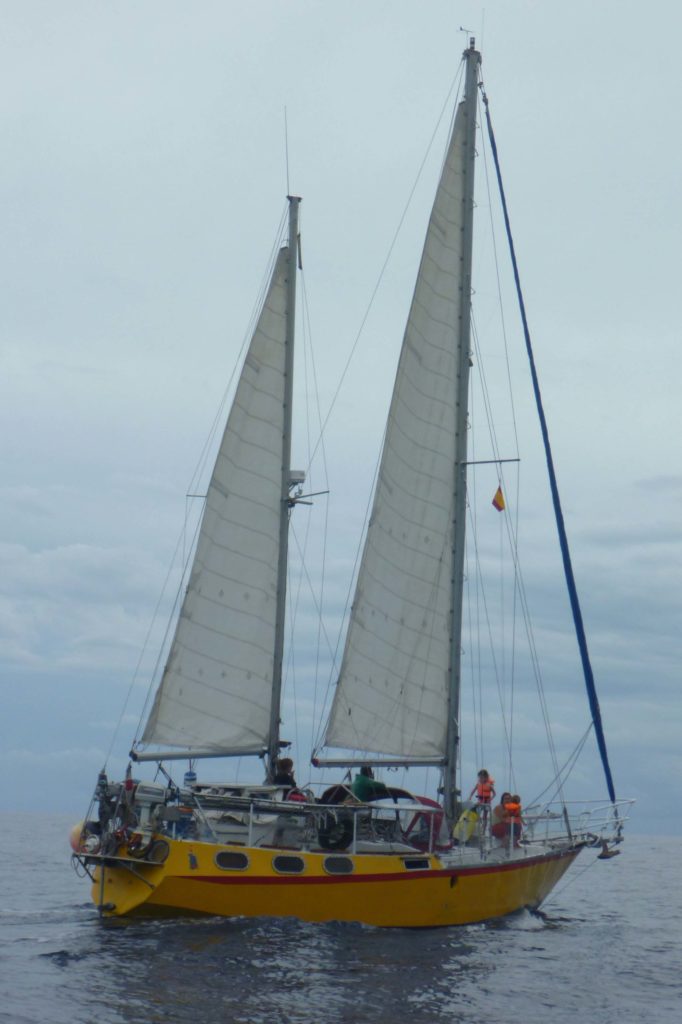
403,857,430,871
323,856,354,875
272,855,305,874
215,850,249,871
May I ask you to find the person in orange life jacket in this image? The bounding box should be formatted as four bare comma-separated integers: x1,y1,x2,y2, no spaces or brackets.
504,795,522,820
490,792,522,845
468,769,495,829
469,769,495,808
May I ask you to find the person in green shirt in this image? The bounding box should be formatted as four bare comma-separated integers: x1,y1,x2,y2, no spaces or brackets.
351,765,390,802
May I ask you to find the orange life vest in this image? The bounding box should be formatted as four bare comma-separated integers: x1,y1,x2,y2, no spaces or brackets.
475,779,495,803
504,801,522,823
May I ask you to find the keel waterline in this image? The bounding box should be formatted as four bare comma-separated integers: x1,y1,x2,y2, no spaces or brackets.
72,40,631,928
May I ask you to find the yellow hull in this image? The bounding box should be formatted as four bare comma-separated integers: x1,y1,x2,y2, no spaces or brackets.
90,839,580,927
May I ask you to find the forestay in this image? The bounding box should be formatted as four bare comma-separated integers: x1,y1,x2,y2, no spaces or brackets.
141,248,290,754
324,104,468,760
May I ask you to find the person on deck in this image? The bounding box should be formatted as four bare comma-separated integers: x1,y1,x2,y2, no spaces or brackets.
272,757,296,792
504,794,523,846
469,769,496,831
351,765,390,802
491,792,512,840
491,792,523,846
469,769,496,807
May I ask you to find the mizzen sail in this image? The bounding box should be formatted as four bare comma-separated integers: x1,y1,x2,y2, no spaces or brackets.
141,247,290,754
324,104,470,760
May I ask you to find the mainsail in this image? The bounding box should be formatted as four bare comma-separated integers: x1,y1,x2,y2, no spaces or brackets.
140,247,290,755
324,103,470,760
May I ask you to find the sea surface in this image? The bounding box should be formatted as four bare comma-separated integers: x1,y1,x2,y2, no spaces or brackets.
0,814,679,1024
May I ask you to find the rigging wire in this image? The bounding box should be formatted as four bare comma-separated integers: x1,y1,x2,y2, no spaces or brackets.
284,107,290,197
281,246,318,767
463,543,481,772
103,512,197,766
464,487,516,780
467,312,517,779
480,84,618,807
186,206,289,500
464,388,484,771
304,63,465,476
478,87,526,789
132,510,203,747
310,428,383,752
463,83,585,800
470,300,565,800
541,846,604,908
283,554,300,760
299,269,332,755
289,526,337,665
280,258,336,777
109,208,290,761
310,63,467,753
527,722,593,810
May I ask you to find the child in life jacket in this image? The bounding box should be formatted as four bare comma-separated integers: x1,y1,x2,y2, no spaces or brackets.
503,794,523,847
469,769,496,828
469,769,496,805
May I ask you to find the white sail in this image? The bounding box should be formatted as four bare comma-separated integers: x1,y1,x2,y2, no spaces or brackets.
141,247,290,754
324,104,469,759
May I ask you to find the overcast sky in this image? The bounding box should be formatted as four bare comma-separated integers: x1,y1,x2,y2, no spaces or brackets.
1,0,680,838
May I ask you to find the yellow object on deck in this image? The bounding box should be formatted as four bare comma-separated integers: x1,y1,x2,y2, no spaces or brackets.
452,809,478,843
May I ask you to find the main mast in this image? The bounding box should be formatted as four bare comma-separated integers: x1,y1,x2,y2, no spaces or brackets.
267,195,301,776
443,41,480,822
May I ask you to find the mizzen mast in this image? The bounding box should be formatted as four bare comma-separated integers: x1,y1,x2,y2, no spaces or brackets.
268,195,301,776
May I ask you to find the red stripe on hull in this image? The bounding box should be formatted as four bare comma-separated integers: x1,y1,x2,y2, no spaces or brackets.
183,847,578,886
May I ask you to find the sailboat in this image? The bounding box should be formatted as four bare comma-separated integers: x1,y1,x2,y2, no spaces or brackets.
71,41,630,927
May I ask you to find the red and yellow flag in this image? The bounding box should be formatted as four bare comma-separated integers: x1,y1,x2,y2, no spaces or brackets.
492,486,505,511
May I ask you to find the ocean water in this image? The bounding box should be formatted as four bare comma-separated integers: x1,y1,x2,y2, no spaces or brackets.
0,814,679,1024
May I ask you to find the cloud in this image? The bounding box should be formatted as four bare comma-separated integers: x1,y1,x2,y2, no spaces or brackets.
635,475,682,494
0,540,174,672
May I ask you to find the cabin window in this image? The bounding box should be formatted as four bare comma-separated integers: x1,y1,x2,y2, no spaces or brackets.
323,856,354,875
215,851,249,871
272,855,305,874
403,857,430,871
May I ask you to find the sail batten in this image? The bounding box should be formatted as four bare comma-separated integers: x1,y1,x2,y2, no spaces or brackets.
140,247,290,754
323,102,469,761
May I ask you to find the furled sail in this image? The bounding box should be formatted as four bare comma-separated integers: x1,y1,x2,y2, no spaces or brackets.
324,104,469,759
141,247,290,754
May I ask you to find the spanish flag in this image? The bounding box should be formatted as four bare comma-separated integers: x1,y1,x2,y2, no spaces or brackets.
492,486,505,511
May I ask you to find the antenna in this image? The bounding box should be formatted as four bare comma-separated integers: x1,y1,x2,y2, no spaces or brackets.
284,107,291,195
